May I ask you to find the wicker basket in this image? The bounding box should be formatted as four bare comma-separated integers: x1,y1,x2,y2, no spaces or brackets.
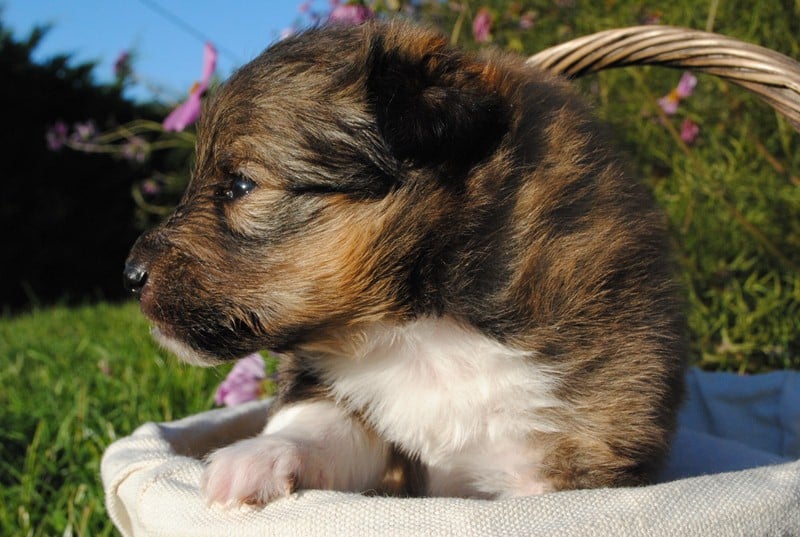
527,25,800,132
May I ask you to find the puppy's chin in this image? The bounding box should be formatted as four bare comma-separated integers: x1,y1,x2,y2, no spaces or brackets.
150,326,225,367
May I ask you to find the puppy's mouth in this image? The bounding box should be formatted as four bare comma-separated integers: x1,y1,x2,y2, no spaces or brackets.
133,280,266,365
149,317,274,366
150,325,226,367
142,300,277,366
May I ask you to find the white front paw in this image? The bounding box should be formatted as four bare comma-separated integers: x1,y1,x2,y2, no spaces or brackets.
202,435,315,506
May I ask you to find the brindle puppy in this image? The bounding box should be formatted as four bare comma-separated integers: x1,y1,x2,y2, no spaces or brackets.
124,21,686,504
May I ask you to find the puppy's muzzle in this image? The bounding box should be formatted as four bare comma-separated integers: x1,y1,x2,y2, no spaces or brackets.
123,229,164,299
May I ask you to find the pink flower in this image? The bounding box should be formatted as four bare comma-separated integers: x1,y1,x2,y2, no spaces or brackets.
473,8,493,43
71,121,97,142
680,119,700,144
214,353,267,407
45,121,68,151
519,12,536,30
328,4,374,25
658,72,697,115
676,72,697,98
121,135,148,163
298,0,322,25
658,91,680,115
163,42,217,132
140,178,161,197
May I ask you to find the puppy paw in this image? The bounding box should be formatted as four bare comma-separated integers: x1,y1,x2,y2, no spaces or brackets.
202,435,318,506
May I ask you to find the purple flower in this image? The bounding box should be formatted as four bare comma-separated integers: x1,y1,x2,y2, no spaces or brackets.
658,72,697,115
676,72,697,98
45,121,68,151
328,3,374,25
680,119,700,144
140,178,161,196
71,121,97,142
519,12,536,30
297,0,323,25
657,92,680,115
214,353,267,407
121,135,148,163
473,8,493,43
163,42,218,132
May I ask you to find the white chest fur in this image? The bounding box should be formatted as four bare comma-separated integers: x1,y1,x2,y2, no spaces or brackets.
315,316,564,486
204,316,566,503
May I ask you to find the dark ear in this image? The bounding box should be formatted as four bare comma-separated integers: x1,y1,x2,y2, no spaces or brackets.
365,31,509,168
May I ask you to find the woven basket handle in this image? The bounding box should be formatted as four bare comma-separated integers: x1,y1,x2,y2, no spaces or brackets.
527,25,800,132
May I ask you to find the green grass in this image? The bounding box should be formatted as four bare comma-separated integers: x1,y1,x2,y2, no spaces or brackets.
0,302,226,536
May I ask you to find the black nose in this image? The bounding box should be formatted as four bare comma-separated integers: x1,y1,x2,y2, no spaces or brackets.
123,261,148,296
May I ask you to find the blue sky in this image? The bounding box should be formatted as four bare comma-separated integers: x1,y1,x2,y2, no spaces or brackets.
2,0,320,102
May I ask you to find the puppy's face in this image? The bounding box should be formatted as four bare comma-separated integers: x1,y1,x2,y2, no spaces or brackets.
124,23,510,364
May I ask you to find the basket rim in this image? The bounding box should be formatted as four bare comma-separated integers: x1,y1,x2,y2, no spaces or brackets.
527,25,800,131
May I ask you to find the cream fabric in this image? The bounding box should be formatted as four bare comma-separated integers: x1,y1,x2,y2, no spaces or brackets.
102,392,800,537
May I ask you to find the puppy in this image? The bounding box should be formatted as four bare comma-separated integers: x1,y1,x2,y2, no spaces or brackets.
124,21,687,504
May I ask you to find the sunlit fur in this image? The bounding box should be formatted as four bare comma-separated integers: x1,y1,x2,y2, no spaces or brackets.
126,21,687,503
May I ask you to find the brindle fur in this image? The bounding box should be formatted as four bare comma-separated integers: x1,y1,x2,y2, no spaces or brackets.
126,21,686,494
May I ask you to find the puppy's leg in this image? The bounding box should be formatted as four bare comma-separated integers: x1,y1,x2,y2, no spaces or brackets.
202,400,390,505
426,438,553,499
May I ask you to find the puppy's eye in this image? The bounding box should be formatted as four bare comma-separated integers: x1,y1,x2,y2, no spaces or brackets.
221,176,256,200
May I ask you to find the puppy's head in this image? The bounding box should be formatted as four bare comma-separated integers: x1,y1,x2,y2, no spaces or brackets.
124,22,513,364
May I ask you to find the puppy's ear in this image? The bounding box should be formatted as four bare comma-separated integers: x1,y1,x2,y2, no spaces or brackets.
365,29,509,168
